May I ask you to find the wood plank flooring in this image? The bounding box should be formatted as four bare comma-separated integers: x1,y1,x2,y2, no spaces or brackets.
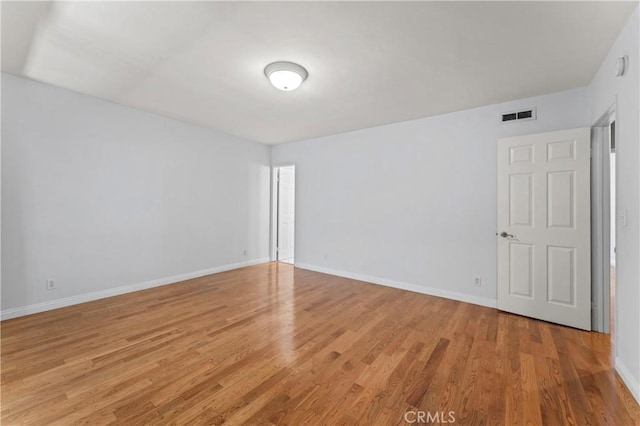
2,263,638,425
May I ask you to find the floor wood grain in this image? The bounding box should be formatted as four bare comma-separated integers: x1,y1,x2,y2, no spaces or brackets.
2,263,638,425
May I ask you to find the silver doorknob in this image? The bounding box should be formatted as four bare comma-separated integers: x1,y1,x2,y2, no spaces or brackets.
499,231,514,238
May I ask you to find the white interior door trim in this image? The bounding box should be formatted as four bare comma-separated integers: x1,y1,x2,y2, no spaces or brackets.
591,103,616,334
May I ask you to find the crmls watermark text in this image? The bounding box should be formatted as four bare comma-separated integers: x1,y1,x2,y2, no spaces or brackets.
404,410,456,424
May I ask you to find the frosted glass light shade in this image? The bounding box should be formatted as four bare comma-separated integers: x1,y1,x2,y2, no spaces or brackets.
264,61,308,91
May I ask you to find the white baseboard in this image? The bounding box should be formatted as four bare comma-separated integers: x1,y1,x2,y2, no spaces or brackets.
1,258,270,321
295,263,497,309
615,357,640,404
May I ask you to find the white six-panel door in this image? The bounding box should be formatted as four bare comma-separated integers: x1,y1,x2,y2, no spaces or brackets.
497,128,591,330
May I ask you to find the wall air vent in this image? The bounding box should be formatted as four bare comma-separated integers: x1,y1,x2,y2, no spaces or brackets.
500,107,536,124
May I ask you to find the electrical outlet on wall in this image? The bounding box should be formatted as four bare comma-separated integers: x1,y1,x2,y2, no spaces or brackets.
242,249,247,256
46,279,56,290
474,276,482,287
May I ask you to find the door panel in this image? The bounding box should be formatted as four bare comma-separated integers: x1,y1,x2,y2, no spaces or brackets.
510,145,534,164
509,243,534,298
547,246,576,306
510,173,533,226
497,128,591,330
547,171,575,228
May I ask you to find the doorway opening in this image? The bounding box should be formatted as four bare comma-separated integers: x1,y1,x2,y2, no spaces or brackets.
608,120,616,335
274,165,295,264
591,109,616,336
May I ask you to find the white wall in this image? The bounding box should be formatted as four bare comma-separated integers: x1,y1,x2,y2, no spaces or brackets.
588,6,640,403
1,73,271,318
272,88,589,307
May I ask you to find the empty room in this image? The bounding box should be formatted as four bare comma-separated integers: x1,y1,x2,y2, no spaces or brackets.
2,1,640,425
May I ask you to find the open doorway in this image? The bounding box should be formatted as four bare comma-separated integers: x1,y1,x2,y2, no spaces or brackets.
608,121,616,335
274,165,295,264
591,109,616,336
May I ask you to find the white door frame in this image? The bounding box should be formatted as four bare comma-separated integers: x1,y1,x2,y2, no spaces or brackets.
271,163,296,263
591,103,616,334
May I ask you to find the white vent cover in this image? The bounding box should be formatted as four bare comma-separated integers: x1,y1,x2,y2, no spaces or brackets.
500,108,537,124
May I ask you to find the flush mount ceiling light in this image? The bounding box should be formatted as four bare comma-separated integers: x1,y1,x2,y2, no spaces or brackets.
264,61,308,91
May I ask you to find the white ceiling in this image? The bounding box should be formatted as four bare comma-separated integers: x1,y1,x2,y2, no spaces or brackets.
2,1,637,144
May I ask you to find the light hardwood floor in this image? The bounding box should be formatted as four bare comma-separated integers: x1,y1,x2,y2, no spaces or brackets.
2,263,638,425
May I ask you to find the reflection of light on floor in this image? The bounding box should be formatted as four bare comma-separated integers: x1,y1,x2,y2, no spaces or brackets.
279,257,294,265
269,262,296,363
